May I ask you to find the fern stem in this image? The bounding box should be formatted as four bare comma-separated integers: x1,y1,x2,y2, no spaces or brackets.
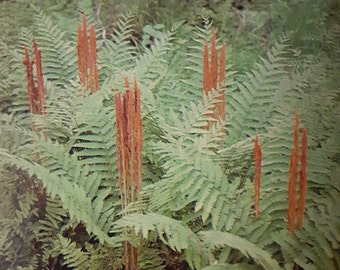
288,112,299,235
297,128,307,228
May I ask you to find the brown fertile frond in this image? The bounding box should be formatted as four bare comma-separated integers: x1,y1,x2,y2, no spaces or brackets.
202,29,226,133
288,112,300,235
297,128,307,228
288,148,298,235
23,47,37,115
33,40,46,115
115,78,143,270
210,29,218,91
115,77,143,202
23,41,46,120
77,13,99,92
88,25,99,92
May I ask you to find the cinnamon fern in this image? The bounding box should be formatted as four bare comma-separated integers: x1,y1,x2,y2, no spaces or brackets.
0,3,339,270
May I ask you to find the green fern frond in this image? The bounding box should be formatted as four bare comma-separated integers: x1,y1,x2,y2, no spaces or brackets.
51,235,89,269
227,34,294,142
32,8,77,86
99,11,138,77
202,264,261,270
134,27,176,105
0,148,116,246
199,230,281,270
33,81,83,141
117,213,208,269
71,92,117,183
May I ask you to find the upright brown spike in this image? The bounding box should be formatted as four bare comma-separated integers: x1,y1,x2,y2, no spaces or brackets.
33,40,46,115
288,112,299,235
288,148,298,235
297,128,307,228
77,13,90,90
23,47,37,115
81,13,88,68
88,25,99,92
115,78,143,270
133,79,143,191
115,91,124,190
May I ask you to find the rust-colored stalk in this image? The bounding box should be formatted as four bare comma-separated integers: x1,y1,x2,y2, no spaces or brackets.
23,42,47,223
210,29,218,91
33,40,46,115
77,13,99,92
287,111,310,235
288,112,299,235
202,29,226,132
23,47,37,115
88,25,99,92
288,148,298,235
23,41,46,118
254,134,262,218
115,78,143,270
297,128,307,228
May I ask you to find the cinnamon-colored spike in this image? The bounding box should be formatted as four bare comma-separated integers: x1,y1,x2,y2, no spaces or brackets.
88,25,99,92
202,29,226,134
115,78,143,196
288,147,298,235
288,112,300,235
33,40,46,115
23,47,37,114
297,128,307,228
77,13,99,92
115,91,124,190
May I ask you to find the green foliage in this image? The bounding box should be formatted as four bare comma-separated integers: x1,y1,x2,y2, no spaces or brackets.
0,1,339,269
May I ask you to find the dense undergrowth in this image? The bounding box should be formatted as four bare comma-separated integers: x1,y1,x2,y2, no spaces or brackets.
0,0,339,269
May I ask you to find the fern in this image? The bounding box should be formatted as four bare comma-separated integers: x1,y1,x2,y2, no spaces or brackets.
199,230,281,270
0,146,116,246
31,8,77,86
1,2,339,269
116,213,208,269
98,11,138,77
50,235,89,268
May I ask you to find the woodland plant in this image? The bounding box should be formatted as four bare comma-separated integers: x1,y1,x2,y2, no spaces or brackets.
0,2,339,270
